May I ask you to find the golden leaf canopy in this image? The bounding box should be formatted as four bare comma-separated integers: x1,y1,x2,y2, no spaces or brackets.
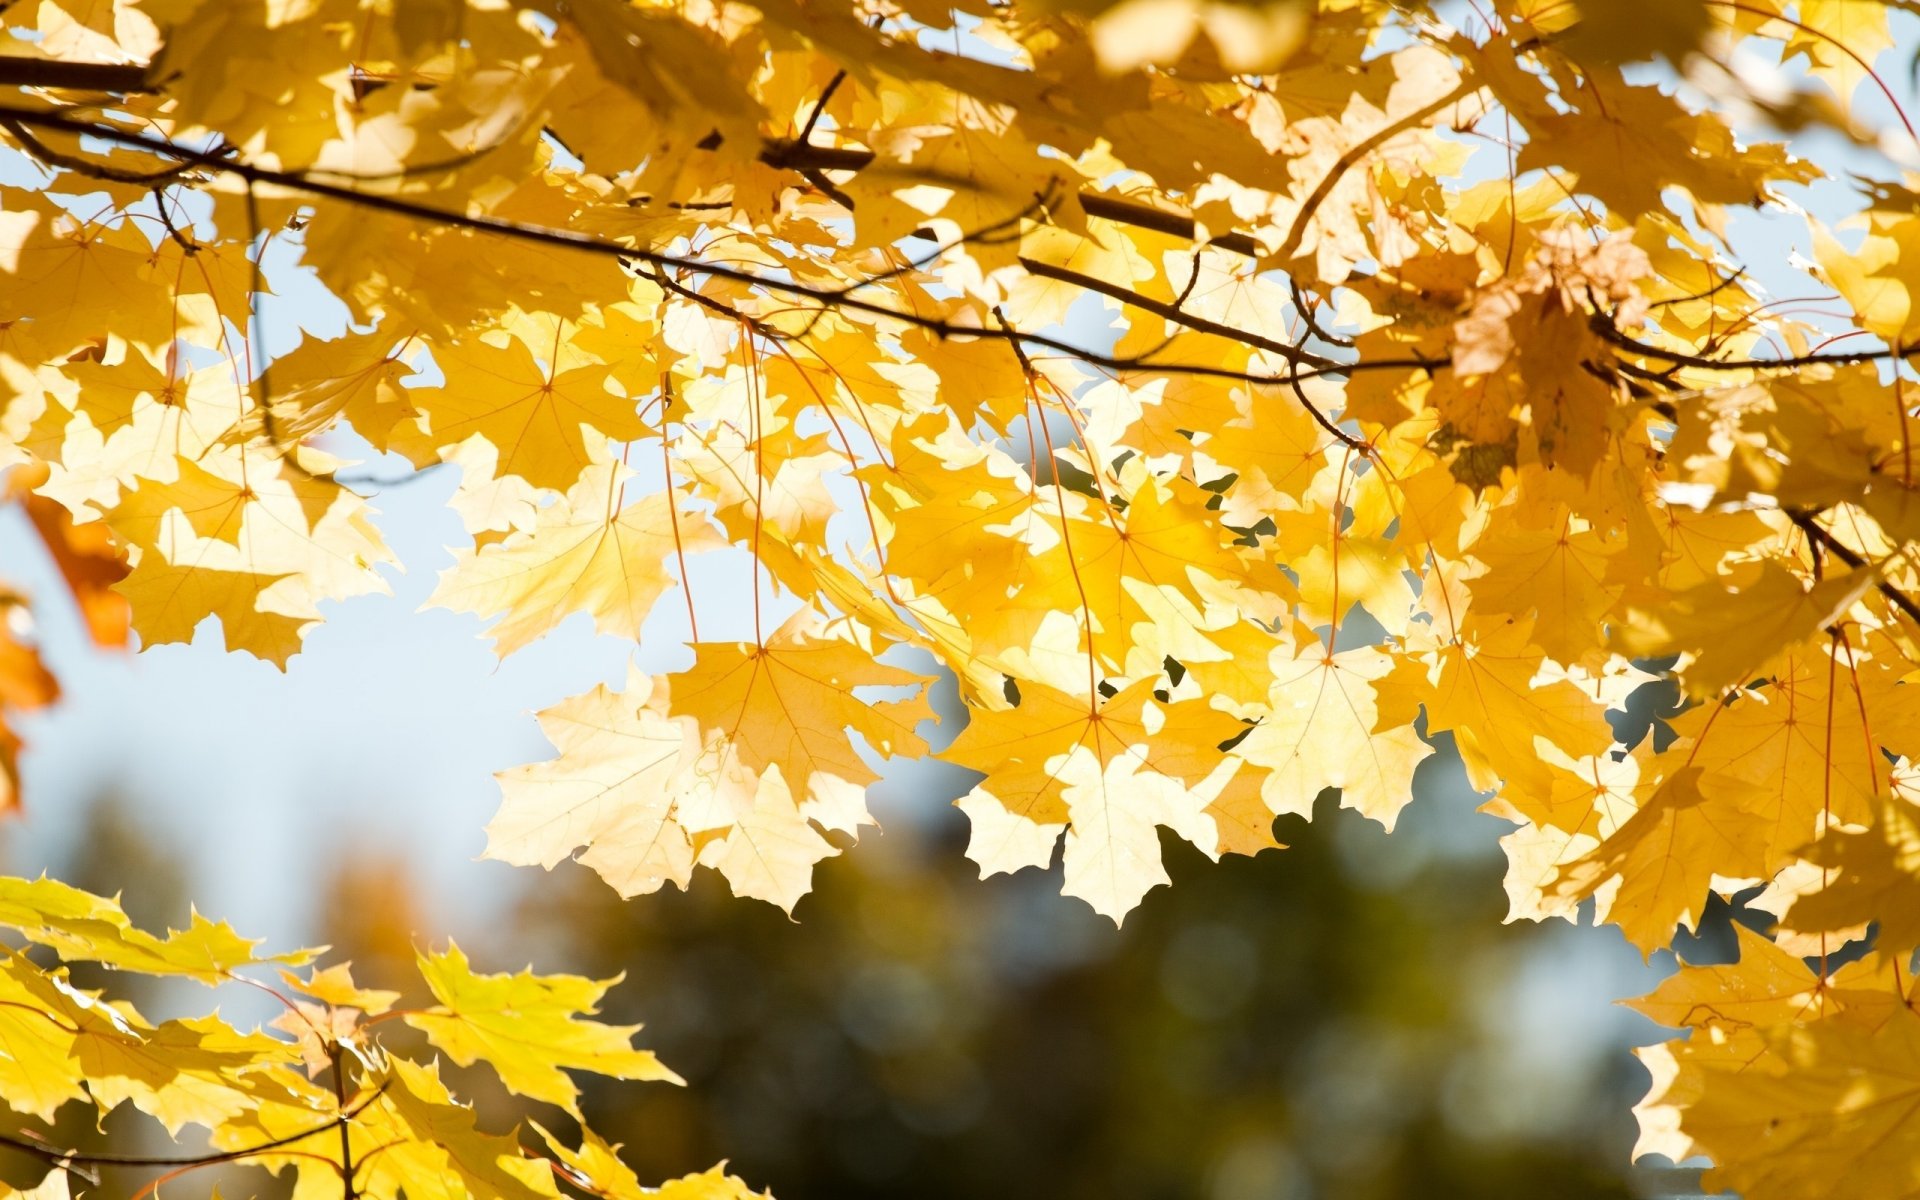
0,1,1918,1195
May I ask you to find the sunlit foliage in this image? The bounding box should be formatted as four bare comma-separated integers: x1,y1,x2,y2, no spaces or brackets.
0,0,1918,1193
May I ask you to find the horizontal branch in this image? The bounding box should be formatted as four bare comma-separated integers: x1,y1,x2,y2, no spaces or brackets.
761,134,1263,256
0,104,1431,404
0,50,1268,260
0,58,152,93
0,1079,389,1171
1595,317,1920,374
1017,256,1332,368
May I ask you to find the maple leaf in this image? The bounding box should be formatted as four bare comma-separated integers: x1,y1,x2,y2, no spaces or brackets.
115,557,310,666
1235,638,1430,830
0,951,90,1121
1615,561,1879,697
1777,791,1920,956
539,1127,770,1200
1553,768,1771,954
413,331,649,492
407,942,680,1119
8,0,1920,1182
1394,615,1616,805
693,762,844,914
946,675,1243,918
430,460,723,656
0,592,58,812
667,609,935,840
485,669,703,898
1669,644,1918,871
77,1013,298,1136
8,462,128,646
1626,923,1904,1033
0,876,313,983
252,327,422,450
1639,1010,1920,1200
370,1058,565,1200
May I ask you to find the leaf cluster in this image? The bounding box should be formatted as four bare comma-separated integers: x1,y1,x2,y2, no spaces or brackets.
0,0,1916,1194
0,876,754,1200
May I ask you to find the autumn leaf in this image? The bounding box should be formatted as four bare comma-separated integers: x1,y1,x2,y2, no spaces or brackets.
406,941,680,1119
430,459,723,656
667,608,935,841
3,0,1920,1187
412,330,649,491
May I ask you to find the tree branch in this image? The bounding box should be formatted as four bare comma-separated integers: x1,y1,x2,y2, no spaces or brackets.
331,1043,357,1200
0,1078,390,1171
0,104,1441,403
0,59,152,93
1015,255,1334,369
0,117,199,185
758,136,1262,255
1595,316,1920,373
1786,510,1920,628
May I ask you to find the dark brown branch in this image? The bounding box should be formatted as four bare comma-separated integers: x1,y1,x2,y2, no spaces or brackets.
0,117,198,185
1016,255,1334,369
794,69,846,148
4,51,1265,257
756,136,1261,255
1595,316,1920,373
1074,194,1259,258
756,138,873,172
151,187,198,253
1285,355,1367,454
798,164,856,211
0,104,1441,400
0,1079,389,1171
0,59,152,93
330,1043,357,1200
1289,278,1354,349
1786,510,1920,628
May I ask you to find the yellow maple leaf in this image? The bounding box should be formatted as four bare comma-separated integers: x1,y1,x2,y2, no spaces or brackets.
406,941,680,1119
538,1125,769,1200
0,876,313,983
1236,639,1430,830
1627,922,1903,1033
947,676,1243,917
430,460,722,656
1778,791,1920,956
1816,208,1920,349
667,609,935,835
1617,561,1879,697
1554,768,1771,954
367,1057,565,1200
484,669,702,898
1641,1010,1920,1200
413,331,649,491
1672,643,1917,871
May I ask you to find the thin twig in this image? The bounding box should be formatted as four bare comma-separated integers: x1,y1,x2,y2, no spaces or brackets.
1595,316,1920,373
1289,278,1354,349
794,69,847,147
